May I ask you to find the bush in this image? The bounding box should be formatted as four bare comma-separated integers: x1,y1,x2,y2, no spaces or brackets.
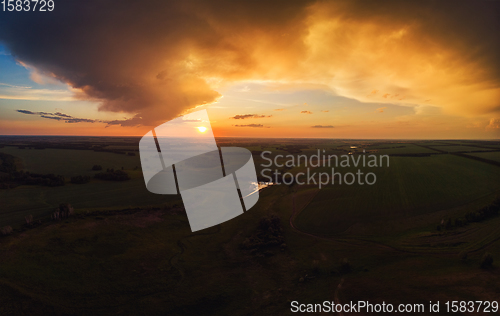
92,165,103,171
25,214,33,226
311,260,320,274
338,258,352,274
70,175,90,184
480,252,493,269
1,226,13,236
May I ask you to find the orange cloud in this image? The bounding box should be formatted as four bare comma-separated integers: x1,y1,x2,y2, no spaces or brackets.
311,125,334,128
1,0,498,129
486,118,500,130
230,114,272,119
234,124,266,128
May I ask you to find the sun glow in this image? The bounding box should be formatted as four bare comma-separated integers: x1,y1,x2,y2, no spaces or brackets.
197,126,207,133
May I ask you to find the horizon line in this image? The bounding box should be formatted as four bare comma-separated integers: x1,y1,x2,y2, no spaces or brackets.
0,134,498,141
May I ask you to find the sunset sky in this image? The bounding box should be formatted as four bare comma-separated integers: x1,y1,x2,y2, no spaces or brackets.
0,0,498,138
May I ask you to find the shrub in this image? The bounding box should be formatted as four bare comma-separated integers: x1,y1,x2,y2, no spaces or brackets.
25,214,33,226
1,226,13,236
311,260,320,274
444,218,452,230
480,252,493,269
338,258,352,274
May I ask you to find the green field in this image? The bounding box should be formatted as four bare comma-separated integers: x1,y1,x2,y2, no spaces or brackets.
0,147,140,177
426,145,495,153
0,146,163,227
0,177,180,227
439,141,500,149
368,143,439,155
0,168,499,315
294,154,500,235
0,138,499,314
465,151,500,163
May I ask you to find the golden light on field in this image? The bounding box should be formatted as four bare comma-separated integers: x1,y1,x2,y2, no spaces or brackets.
197,126,207,133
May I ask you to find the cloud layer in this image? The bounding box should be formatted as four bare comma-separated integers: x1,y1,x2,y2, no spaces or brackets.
1,0,498,127
16,109,122,125
234,124,265,128
311,125,334,128
230,114,272,119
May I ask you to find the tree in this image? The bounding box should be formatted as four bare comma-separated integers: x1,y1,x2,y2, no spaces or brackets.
70,175,90,184
94,170,130,181
52,203,74,220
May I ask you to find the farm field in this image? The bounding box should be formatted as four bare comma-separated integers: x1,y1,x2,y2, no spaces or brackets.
366,143,439,155
0,147,140,177
0,137,499,315
426,145,497,153
465,151,500,164
294,154,500,235
0,160,499,315
442,140,500,149
0,177,180,227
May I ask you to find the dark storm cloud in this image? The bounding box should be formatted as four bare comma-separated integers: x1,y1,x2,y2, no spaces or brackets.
1,0,499,126
0,0,312,126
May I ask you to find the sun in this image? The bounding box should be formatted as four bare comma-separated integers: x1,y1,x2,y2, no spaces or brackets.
197,126,207,133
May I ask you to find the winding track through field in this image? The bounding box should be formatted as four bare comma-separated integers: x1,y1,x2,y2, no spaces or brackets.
287,144,500,256
288,190,404,253
288,189,500,256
